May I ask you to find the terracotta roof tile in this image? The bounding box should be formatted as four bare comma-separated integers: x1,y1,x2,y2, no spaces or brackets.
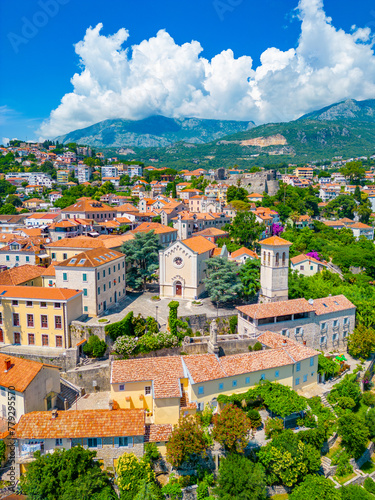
57,248,124,268
62,199,116,214
144,424,173,442
230,247,258,259
182,354,227,383
45,237,105,249
181,236,217,255
290,254,326,266
0,354,58,393
0,285,81,301
111,357,184,398
260,236,292,246
16,409,145,439
312,295,356,315
0,265,45,285
237,298,315,320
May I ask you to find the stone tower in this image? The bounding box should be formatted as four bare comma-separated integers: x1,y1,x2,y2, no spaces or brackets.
259,236,292,303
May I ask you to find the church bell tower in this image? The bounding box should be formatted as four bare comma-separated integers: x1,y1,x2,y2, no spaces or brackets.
259,236,292,303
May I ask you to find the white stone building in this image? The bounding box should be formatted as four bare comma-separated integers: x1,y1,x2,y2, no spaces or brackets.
259,236,291,303
159,236,217,299
55,248,126,316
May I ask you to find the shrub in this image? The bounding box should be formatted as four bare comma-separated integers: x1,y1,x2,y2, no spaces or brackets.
365,408,375,439
247,409,262,430
335,451,353,477
105,311,134,341
229,316,238,334
338,413,369,459
144,443,160,463
253,341,262,351
363,392,375,407
82,335,107,358
248,345,253,352
318,354,340,379
199,405,214,427
116,452,155,500
364,477,375,495
336,396,356,410
264,417,284,439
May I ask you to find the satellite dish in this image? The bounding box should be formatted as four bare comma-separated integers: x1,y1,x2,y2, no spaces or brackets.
46,238,51,243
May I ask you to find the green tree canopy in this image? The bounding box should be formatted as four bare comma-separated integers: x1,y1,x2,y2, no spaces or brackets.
121,231,161,290
348,324,375,359
257,429,321,487
203,256,243,307
338,413,369,459
116,452,156,500
214,453,267,500
225,211,263,247
340,160,365,183
20,446,116,500
226,186,249,203
289,475,341,500
238,258,260,299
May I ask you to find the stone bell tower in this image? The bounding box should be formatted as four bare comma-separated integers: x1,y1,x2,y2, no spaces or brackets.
259,236,292,303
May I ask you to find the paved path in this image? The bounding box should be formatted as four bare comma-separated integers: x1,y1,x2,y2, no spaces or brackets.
85,291,236,329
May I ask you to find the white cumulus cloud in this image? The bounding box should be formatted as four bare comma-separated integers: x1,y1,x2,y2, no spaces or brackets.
39,0,375,138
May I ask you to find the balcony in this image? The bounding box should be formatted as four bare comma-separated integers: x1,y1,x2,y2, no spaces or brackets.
332,325,339,332
343,322,350,330
320,327,328,335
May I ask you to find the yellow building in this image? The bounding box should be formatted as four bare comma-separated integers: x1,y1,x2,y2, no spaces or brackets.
110,331,319,429
0,285,83,349
56,170,69,184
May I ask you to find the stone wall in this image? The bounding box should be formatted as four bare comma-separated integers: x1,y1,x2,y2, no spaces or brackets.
226,170,279,196
266,485,292,496
70,321,107,345
180,313,236,335
63,362,111,392
350,441,375,469
0,346,78,370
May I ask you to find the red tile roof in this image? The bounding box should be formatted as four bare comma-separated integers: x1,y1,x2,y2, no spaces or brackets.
230,247,258,259
0,285,81,301
260,236,292,246
0,354,58,393
145,424,173,442
111,356,184,398
0,265,45,285
16,409,145,439
182,236,217,255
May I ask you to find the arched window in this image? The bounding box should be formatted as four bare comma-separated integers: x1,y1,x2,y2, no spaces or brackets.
263,251,266,264
275,253,279,266
282,252,286,266
267,252,270,266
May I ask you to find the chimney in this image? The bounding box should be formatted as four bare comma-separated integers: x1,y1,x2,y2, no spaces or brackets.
282,339,287,345
64,399,69,411
4,358,11,372
51,409,58,419
109,400,113,411
303,340,307,346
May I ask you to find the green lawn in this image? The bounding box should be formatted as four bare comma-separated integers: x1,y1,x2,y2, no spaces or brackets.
334,472,357,485
271,495,289,500
361,459,375,474
325,440,342,459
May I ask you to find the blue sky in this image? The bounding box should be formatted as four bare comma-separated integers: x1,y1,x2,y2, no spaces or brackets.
1,0,375,142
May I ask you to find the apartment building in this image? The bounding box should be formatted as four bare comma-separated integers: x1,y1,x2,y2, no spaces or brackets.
173,213,231,240
77,166,92,184
56,170,70,184
0,238,50,268
111,331,319,426
101,165,118,178
61,198,116,220
0,286,83,349
55,248,126,316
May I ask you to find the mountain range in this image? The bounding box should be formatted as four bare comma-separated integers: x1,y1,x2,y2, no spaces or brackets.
56,99,375,168
56,115,255,148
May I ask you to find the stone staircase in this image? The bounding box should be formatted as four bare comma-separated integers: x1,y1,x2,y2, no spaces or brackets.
321,393,337,416
57,378,81,409
321,456,335,477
